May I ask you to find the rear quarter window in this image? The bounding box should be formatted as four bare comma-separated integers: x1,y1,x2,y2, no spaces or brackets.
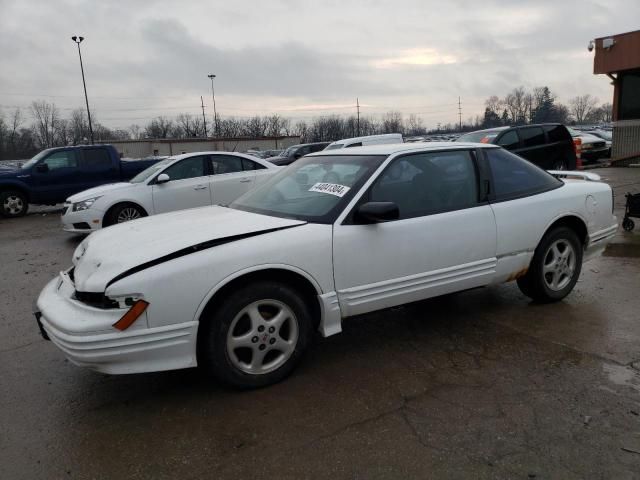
496,130,519,150
544,125,570,143
485,148,561,200
518,127,546,147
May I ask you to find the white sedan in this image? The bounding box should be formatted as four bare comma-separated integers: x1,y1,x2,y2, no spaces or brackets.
61,152,279,233
36,143,617,388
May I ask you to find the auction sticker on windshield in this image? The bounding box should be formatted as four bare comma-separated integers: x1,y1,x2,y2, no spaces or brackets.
309,182,351,197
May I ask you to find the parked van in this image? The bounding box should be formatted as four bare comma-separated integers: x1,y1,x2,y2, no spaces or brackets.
324,133,403,150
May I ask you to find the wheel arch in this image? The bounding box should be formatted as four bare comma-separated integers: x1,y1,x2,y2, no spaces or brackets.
0,182,31,203
195,265,323,336
540,215,589,247
103,201,149,226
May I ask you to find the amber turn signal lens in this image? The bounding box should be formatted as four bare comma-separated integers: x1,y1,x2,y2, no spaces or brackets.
112,300,149,331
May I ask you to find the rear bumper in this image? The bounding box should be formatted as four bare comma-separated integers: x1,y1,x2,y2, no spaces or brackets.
36,274,198,374
584,221,618,262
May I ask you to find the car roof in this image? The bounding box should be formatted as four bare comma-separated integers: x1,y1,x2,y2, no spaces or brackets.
307,142,499,156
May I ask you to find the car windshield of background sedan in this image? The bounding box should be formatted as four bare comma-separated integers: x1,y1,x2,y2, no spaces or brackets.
230,155,386,222
129,158,173,183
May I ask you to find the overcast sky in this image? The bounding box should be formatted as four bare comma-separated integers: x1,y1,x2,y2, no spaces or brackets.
0,0,638,129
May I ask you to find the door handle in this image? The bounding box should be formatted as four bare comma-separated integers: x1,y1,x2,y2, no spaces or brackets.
194,185,207,190
239,178,252,183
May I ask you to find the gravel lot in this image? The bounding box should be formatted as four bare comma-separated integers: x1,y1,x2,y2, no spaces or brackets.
1,168,639,479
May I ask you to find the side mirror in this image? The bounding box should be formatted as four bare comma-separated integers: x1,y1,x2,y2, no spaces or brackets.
36,163,49,173
355,202,399,223
156,173,170,184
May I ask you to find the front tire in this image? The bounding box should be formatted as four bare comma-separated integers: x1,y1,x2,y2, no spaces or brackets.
517,227,583,303
1,190,28,217
105,203,145,226
198,281,313,388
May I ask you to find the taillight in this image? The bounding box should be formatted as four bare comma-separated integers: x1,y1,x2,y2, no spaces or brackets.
573,138,583,170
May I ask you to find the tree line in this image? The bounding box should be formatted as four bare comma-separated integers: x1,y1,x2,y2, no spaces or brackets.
0,87,612,160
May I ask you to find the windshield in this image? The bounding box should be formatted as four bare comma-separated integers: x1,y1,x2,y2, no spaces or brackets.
230,154,386,223
129,158,173,183
324,144,344,150
281,146,298,157
455,131,500,143
20,149,54,169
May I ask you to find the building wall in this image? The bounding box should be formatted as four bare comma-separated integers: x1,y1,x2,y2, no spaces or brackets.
111,136,300,158
593,30,640,75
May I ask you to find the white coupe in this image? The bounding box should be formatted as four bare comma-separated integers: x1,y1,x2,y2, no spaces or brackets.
61,151,279,233
36,143,617,388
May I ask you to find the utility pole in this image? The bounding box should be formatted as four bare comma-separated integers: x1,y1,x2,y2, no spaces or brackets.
458,96,462,132
207,74,218,136
201,96,208,137
71,36,94,144
356,97,360,136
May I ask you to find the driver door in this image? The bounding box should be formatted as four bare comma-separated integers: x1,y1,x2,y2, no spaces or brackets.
332,149,497,317
152,155,212,214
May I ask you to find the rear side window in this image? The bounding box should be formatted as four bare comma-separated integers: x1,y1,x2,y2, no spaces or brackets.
210,155,243,174
486,148,561,200
496,130,519,150
241,158,266,170
82,148,111,168
544,125,569,143
519,127,546,147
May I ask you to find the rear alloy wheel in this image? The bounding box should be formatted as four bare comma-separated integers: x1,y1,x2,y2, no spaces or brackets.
517,226,582,303
199,281,313,388
1,190,28,217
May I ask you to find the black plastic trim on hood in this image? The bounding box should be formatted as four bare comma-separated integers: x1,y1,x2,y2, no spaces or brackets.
105,223,305,289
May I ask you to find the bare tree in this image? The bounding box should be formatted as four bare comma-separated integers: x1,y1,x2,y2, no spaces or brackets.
405,114,425,135
381,111,403,134
31,100,61,148
128,124,142,139
144,116,174,138
504,87,528,124
176,113,203,137
569,95,598,124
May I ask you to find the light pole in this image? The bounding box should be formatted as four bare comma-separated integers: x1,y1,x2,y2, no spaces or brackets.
208,74,218,136
71,36,94,144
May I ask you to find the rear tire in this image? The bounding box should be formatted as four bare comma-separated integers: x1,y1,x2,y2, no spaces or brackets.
198,281,313,389
517,227,582,303
1,190,28,217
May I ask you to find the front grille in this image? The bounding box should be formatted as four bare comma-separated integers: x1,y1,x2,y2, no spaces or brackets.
74,291,118,309
593,141,605,149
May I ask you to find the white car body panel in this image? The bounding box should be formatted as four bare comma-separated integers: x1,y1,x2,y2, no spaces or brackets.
38,143,618,376
61,152,279,233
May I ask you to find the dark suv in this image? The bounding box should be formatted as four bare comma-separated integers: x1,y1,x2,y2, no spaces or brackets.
266,142,331,166
455,124,576,170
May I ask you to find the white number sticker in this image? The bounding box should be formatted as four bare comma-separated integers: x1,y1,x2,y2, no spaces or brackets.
309,182,351,197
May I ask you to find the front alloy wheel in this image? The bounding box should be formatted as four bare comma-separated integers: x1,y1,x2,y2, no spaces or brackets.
226,300,299,375
199,281,313,388
1,191,28,217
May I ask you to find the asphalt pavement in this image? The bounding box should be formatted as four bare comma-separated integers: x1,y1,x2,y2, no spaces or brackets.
1,168,639,479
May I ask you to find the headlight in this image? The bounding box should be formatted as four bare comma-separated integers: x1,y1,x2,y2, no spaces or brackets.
72,196,102,212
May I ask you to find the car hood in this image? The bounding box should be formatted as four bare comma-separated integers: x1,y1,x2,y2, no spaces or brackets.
72,206,307,292
574,133,604,145
67,182,138,203
0,165,20,175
